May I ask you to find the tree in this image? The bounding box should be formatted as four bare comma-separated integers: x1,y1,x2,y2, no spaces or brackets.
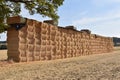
0,0,64,32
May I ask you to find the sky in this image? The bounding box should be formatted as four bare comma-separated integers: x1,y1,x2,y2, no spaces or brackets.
0,0,120,41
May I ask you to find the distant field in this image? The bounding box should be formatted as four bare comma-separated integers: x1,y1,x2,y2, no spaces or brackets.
114,46,120,51
0,48,120,80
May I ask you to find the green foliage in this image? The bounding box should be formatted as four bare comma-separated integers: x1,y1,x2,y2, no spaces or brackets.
0,0,64,33
0,0,21,32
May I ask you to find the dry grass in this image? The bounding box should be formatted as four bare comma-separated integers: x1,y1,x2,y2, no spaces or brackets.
0,48,120,80
0,50,7,60
114,46,120,51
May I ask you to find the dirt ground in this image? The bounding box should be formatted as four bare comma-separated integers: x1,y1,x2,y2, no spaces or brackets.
0,48,120,80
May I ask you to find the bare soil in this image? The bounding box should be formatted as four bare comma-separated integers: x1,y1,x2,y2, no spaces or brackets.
0,48,120,80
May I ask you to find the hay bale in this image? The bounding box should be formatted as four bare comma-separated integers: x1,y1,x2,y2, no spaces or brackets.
7,16,26,24
44,20,58,26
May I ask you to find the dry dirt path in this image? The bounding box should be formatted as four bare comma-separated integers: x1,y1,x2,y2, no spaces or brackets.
0,49,120,80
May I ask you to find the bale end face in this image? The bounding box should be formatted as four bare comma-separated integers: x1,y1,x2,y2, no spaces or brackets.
7,16,26,25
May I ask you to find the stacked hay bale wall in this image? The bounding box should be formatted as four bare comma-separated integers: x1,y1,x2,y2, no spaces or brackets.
7,17,114,62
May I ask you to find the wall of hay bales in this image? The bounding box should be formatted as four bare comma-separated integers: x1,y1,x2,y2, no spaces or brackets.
7,18,113,62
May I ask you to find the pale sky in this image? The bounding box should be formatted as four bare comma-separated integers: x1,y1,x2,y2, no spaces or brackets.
0,0,120,41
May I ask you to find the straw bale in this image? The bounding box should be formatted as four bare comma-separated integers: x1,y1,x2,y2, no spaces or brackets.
60,54,64,59
8,55,20,62
20,57,27,62
50,40,55,45
7,31,18,38
50,30,57,35
55,37,59,41
27,45,34,51
19,25,27,31
7,35,19,40
7,30,17,34
35,34,41,39
63,53,67,58
51,55,56,60
34,51,40,56
41,35,47,40
46,40,50,45
50,25,58,30
27,39,34,44
35,29,41,34
19,32,27,38
7,54,20,61
57,55,61,59
56,50,61,54
35,21,42,28
41,29,48,34
45,54,52,60
7,39,19,44
67,54,71,58
35,39,41,44
40,52,46,60
55,55,60,59
27,52,33,57
41,23,48,29
20,52,26,57
7,33,19,37
7,44,18,49
55,41,59,45
34,56,40,61
45,35,50,40
51,48,56,55
27,26,34,32
46,45,52,51
40,45,46,51
28,57,34,61
7,51,19,56
19,44,27,50
26,36,35,41
52,48,56,54
56,31,60,36
7,26,18,32
27,30,34,35
7,16,26,24
8,57,20,62
7,47,18,51
41,40,46,45
34,45,40,51
27,19,35,26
